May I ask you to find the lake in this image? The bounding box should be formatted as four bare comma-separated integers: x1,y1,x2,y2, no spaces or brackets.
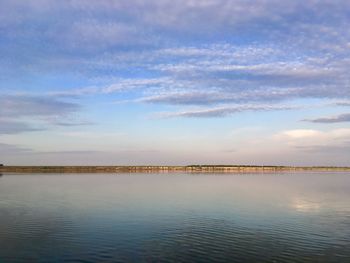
0,173,350,262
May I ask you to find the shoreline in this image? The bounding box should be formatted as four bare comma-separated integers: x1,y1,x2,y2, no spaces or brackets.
1,165,350,173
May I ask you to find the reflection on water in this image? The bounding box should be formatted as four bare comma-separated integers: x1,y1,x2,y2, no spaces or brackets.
0,173,350,262
291,197,322,213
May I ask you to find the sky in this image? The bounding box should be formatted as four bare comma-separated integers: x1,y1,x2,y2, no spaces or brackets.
0,0,350,166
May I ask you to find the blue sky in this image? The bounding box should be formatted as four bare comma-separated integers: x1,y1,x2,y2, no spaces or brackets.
1,0,350,165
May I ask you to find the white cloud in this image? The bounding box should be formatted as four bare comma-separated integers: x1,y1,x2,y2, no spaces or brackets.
275,128,350,151
282,129,322,139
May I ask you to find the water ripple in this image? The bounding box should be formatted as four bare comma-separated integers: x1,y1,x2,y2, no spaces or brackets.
0,173,350,262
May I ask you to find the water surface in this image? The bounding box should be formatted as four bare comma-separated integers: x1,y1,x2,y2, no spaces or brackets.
0,173,350,262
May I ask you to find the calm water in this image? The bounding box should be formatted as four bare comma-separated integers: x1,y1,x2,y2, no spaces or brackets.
0,173,350,262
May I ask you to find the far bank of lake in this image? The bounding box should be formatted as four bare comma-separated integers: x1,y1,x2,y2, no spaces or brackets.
1,165,350,173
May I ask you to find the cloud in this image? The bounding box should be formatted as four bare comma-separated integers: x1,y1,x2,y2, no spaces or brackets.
0,120,43,135
51,41,350,112
158,105,295,118
305,113,350,123
282,129,322,139
53,121,94,127
275,128,350,154
0,95,80,118
51,78,174,97
2,0,350,119
247,128,350,164
139,91,232,105
0,95,89,134
335,101,350,107
137,86,324,106
68,20,140,46
2,1,350,67
59,131,125,139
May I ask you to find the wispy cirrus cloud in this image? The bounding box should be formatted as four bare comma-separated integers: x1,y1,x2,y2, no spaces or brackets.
137,85,348,106
2,0,350,74
2,0,350,119
45,41,350,117
157,105,296,118
53,121,94,127
305,113,350,123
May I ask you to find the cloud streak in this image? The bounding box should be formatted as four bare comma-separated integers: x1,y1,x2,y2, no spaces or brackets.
158,105,296,118
0,95,80,118
0,95,88,134
0,120,43,135
305,113,350,123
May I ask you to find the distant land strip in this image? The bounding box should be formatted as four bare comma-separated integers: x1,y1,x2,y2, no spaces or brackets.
1,165,350,173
